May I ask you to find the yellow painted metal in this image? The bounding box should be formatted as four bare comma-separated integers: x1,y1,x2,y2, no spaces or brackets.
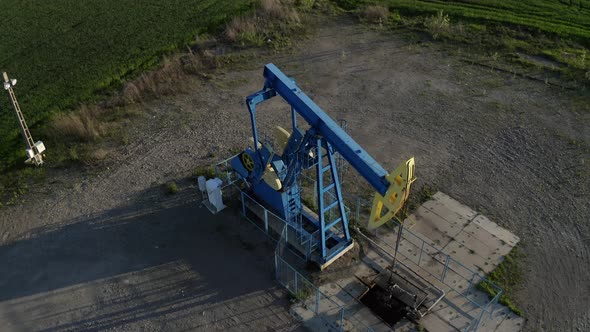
274,126,291,150
241,153,255,172
367,157,416,230
262,164,282,190
248,137,262,149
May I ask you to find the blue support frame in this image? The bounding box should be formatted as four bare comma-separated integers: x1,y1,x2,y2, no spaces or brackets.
233,63,392,266
315,138,352,263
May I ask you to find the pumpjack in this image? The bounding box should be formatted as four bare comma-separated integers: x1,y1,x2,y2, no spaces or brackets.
231,64,415,269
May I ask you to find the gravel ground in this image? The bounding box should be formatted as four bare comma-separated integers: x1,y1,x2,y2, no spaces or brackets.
1,17,589,332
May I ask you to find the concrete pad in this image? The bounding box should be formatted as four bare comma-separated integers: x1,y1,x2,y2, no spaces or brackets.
421,199,473,229
421,311,460,332
475,306,524,332
444,240,494,274
429,296,475,331
401,213,418,230
410,206,461,247
393,318,419,332
453,230,497,260
363,250,390,272
292,304,315,321
436,291,482,315
495,310,526,331
472,214,520,246
431,192,478,221
336,277,369,299
346,304,390,330
354,261,381,286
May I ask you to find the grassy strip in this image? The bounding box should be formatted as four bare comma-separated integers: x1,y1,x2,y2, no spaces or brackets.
337,1,590,88
334,0,590,40
386,0,590,40
477,246,525,317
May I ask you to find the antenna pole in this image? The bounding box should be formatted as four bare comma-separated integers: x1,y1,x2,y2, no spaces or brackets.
3,72,45,166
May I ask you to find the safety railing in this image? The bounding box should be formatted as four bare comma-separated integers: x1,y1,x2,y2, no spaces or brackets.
213,153,241,186
240,190,320,260
275,227,376,332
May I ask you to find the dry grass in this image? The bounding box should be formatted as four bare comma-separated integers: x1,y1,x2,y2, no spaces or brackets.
261,0,285,18
119,55,191,104
225,16,258,42
261,0,300,22
49,104,106,141
180,52,204,75
360,5,389,23
122,82,141,104
225,0,300,43
90,148,109,161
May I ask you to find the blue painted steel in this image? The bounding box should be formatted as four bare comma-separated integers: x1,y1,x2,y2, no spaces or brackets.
316,138,327,259
315,138,352,263
262,63,390,196
234,63,392,265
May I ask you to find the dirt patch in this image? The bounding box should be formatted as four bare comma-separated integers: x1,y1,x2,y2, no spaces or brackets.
1,17,589,332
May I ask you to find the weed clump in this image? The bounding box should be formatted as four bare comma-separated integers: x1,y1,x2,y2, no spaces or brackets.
424,10,450,40
166,181,179,194
193,166,216,179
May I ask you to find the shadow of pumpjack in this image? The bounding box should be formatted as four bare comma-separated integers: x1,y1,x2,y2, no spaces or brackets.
0,183,291,331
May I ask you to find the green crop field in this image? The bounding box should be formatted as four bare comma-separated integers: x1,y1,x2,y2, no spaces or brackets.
0,0,254,171
382,0,590,40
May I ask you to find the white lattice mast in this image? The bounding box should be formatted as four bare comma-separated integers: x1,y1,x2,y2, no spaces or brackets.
3,72,45,166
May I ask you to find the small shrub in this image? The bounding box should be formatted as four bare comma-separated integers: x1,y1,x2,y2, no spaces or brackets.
289,285,313,303
359,5,389,24
193,166,216,179
424,10,450,40
166,181,178,194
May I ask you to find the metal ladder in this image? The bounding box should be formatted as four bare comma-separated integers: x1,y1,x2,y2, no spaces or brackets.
316,138,351,261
